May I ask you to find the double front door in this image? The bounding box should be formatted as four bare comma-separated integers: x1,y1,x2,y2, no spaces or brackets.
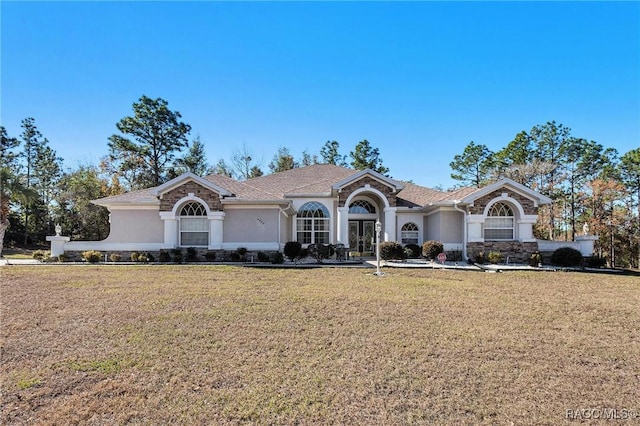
349,220,375,252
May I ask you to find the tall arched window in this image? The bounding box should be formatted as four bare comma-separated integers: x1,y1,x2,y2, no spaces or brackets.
401,222,419,245
180,202,208,246
297,202,330,244
349,200,376,214
484,202,514,240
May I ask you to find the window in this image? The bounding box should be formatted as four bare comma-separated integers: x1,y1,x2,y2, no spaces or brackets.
401,222,419,245
484,202,514,240
180,202,208,246
297,202,330,244
349,200,376,214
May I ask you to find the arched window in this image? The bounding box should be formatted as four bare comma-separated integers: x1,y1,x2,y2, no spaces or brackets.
484,202,514,240
179,202,208,246
349,200,376,214
297,202,330,244
401,222,419,245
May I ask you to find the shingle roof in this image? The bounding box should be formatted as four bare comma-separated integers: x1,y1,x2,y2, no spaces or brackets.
93,164,480,209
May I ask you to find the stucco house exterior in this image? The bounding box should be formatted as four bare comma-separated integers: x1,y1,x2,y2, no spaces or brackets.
48,163,591,263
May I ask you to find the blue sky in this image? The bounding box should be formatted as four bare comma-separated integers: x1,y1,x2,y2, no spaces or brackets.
1,1,638,189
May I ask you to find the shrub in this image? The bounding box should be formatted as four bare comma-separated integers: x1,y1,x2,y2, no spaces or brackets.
299,248,309,259
270,252,285,264
109,253,121,262
57,254,67,263
284,241,302,262
529,251,542,267
130,252,140,262
551,247,583,267
236,247,247,257
32,250,49,261
472,251,486,264
403,244,421,259
379,241,405,261
257,251,270,262
171,248,183,264
186,247,198,262
486,251,503,264
82,250,101,263
586,255,606,268
145,252,155,262
159,250,171,263
204,251,217,261
422,240,444,260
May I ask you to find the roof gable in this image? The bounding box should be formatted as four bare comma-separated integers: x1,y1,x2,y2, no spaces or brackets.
150,172,233,198
332,169,405,193
461,178,552,206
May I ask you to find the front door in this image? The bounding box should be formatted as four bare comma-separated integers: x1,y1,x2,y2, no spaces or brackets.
349,220,375,252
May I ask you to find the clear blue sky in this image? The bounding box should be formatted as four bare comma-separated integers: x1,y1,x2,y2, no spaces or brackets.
1,1,639,189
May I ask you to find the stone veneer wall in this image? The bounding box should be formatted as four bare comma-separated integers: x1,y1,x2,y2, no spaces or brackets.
469,189,537,215
467,241,539,264
337,177,397,207
159,181,222,212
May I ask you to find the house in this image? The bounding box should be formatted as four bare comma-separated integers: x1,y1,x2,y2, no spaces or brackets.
51,164,595,262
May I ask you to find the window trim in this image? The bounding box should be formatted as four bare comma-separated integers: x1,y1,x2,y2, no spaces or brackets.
179,201,209,247
484,202,515,241
400,222,419,245
296,202,330,245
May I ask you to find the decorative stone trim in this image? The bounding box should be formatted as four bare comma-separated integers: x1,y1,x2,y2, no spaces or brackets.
159,181,222,212
338,177,397,207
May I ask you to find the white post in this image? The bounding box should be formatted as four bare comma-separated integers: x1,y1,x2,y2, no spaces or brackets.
375,220,382,276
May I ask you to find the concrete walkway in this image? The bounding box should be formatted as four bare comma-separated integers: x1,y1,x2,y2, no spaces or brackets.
0,258,43,266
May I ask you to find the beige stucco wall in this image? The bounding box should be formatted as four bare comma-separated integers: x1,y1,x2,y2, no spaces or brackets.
103,209,164,243
425,209,463,244
397,212,424,244
223,208,280,243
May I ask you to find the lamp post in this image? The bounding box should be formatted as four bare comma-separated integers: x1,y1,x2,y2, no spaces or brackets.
375,220,382,276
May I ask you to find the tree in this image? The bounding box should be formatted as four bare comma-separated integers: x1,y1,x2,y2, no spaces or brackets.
172,136,210,176
301,150,319,167
269,146,298,173
0,127,21,256
31,141,63,239
231,143,263,180
449,141,495,187
54,165,111,241
107,95,191,189
19,118,48,245
350,139,389,175
619,148,640,267
320,140,347,166
211,159,235,178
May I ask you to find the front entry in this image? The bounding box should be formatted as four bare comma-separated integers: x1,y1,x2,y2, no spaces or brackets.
349,221,375,252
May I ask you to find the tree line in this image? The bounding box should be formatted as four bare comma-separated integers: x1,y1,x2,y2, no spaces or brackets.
449,121,639,267
1,95,638,267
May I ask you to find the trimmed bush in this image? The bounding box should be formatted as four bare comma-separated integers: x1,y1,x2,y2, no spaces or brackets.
82,250,101,263
472,251,486,264
109,253,121,262
229,252,241,262
130,252,140,262
57,254,67,263
379,241,405,261
486,251,503,264
403,244,421,259
204,251,217,261
299,248,309,260
171,248,184,264
529,251,542,267
159,250,171,263
32,250,49,261
284,241,302,262
257,251,270,262
551,247,583,267
145,252,155,262
587,255,606,268
270,252,285,264
236,247,247,257
422,240,444,260
186,247,198,262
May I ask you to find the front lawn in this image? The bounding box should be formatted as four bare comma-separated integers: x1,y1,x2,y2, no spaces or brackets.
1,266,638,424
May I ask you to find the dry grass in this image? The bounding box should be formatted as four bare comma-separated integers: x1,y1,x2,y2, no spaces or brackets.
1,266,639,425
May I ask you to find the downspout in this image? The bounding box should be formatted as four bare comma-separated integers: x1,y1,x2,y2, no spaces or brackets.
453,200,468,261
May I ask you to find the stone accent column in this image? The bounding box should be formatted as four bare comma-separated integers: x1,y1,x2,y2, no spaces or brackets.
337,207,349,247
209,212,225,249
383,207,397,242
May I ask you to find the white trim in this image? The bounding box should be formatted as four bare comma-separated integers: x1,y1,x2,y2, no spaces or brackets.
151,172,233,197
461,177,552,206
344,187,391,210
332,168,404,192
104,204,159,210
482,195,525,218
170,195,214,216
